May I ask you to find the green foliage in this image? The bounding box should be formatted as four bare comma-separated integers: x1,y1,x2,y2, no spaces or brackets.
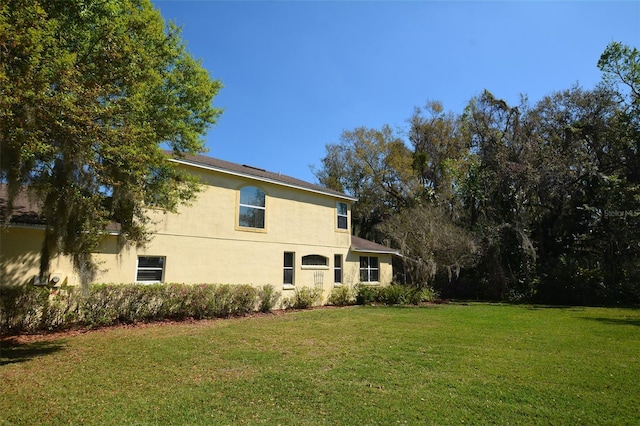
257,284,280,313
354,283,379,305
408,285,439,304
598,41,640,111
0,0,223,285
0,285,50,334
354,283,438,306
378,205,477,285
315,43,640,306
313,125,418,238
377,284,410,305
0,283,261,334
282,286,323,310
377,284,439,305
327,285,355,306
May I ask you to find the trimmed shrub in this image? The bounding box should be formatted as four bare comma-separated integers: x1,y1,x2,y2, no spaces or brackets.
0,283,260,335
355,283,379,305
0,285,50,334
282,286,322,310
0,282,438,335
409,286,438,304
378,284,410,305
258,284,280,313
232,285,259,316
354,283,438,306
327,285,355,306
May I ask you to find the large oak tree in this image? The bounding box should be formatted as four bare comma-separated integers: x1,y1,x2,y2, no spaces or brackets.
0,0,222,285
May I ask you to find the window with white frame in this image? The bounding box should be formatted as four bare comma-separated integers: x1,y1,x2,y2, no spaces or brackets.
283,252,295,285
337,202,348,230
136,256,165,282
359,256,379,282
334,254,343,284
239,186,266,229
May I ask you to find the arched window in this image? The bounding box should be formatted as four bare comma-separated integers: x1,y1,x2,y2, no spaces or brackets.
302,254,328,267
238,186,266,229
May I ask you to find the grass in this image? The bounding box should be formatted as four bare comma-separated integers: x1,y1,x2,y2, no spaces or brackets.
1,303,639,425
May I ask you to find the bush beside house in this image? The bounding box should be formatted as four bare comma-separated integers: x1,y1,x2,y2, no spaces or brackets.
0,282,438,335
0,283,274,335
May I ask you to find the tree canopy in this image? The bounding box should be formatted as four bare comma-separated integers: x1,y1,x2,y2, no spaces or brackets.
316,41,640,305
0,0,223,284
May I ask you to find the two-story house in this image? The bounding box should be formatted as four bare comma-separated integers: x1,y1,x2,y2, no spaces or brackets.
0,153,398,301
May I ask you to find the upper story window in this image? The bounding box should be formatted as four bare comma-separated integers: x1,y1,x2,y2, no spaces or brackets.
239,186,266,229
337,202,348,230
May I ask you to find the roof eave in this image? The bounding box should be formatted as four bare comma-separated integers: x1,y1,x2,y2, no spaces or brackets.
2,222,120,236
169,158,358,202
351,247,401,255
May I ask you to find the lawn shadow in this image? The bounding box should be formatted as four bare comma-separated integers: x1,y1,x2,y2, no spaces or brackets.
526,304,586,311
0,338,67,366
580,316,640,327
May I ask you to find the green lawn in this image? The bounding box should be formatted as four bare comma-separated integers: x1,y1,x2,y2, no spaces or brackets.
1,303,639,425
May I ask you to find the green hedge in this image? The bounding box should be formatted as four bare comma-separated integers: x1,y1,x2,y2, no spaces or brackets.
0,283,440,335
0,283,280,335
354,283,438,306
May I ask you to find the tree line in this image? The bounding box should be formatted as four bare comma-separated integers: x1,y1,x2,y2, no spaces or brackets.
314,42,639,306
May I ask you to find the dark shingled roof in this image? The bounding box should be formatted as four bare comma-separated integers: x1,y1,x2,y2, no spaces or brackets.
0,184,45,226
168,152,357,201
1,183,396,256
0,185,120,232
0,153,356,228
351,235,400,255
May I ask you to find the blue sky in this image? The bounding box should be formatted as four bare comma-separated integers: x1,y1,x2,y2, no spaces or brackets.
153,1,640,184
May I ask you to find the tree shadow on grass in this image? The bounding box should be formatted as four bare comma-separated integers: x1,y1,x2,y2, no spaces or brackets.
580,316,640,327
526,304,586,311
0,338,67,366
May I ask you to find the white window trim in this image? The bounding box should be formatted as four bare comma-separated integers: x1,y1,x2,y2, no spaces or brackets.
237,186,267,231
301,254,329,270
283,252,295,286
334,254,343,285
336,202,349,231
136,256,165,283
359,256,380,283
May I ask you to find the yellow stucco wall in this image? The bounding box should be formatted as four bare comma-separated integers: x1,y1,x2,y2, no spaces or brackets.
0,164,394,302
1,226,78,286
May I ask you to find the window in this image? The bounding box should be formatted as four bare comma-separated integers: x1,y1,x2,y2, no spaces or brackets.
239,186,266,229
302,255,328,267
337,202,348,229
284,252,295,285
137,256,165,282
359,256,379,282
334,254,343,284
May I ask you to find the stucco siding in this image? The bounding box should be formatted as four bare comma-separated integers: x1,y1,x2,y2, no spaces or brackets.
155,164,351,248
0,159,396,301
